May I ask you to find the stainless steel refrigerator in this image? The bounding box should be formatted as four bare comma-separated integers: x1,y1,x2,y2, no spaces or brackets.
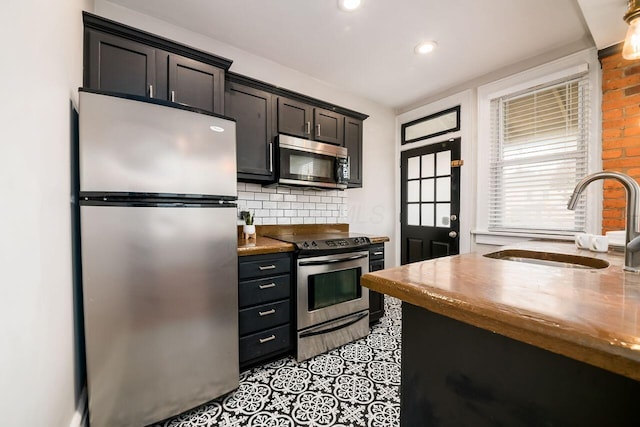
78,89,239,427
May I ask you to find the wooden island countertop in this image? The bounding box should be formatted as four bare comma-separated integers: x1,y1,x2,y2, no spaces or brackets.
361,241,640,381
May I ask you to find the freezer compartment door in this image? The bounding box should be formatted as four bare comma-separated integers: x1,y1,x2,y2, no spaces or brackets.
80,204,238,427
79,90,236,197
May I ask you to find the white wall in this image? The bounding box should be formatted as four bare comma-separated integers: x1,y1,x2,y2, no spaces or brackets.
0,1,92,426
93,1,398,264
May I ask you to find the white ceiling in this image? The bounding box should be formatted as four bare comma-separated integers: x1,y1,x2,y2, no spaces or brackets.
107,0,628,110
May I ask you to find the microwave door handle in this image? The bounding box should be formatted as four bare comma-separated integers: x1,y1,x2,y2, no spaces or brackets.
298,253,368,266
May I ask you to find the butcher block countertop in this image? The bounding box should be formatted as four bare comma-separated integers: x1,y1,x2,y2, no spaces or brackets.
361,241,640,381
237,223,389,256
237,235,295,256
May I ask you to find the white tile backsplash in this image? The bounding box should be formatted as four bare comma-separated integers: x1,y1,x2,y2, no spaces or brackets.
237,184,348,225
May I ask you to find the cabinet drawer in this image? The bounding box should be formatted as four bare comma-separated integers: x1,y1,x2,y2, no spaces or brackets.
370,259,384,272
239,274,290,308
369,244,385,261
239,300,290,336
240,324,291,364
238,254,291,280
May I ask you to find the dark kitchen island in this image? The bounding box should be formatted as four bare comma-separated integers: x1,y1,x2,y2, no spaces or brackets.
361,241,640,426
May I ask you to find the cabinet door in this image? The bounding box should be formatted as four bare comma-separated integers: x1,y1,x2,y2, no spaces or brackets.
87,30,156,98
314,108,344,146
168,55,224,114
345,117,363,188
225,82,275,182
277,97,313,139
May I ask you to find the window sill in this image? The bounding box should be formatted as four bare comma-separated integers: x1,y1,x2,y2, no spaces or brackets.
472,229,575,246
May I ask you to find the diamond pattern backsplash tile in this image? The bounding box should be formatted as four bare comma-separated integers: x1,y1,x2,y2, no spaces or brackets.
151,297,401,427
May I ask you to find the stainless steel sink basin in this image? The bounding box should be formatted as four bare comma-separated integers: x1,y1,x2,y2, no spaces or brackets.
484,249,610,270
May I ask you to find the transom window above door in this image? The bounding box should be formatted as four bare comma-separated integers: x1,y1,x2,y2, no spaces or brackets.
402,106,460,144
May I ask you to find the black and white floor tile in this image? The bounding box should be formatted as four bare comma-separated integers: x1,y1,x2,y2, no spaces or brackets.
152,297,402,427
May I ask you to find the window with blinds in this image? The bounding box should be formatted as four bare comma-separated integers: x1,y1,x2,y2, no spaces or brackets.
488,74,589,233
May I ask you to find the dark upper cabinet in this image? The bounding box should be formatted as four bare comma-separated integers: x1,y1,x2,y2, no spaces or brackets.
277,97,313,139
225,81,275,182
344,117,363,188
83,12,231,114
168,55,224,114
87,30,156,98
314,108,344,145
277,97,345,146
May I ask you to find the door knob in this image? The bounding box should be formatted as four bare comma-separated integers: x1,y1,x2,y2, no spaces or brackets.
449,231,458,238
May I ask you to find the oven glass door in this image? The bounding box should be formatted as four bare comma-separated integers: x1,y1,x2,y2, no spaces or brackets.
297,250,369,330
310,268,362,310
279,147,337,187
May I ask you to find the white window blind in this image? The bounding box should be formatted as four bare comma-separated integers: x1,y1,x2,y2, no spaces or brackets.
488,74,589,233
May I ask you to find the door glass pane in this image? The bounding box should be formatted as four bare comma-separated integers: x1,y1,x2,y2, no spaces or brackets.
407,181,420,202
421,203,434,226
436,203,451,228
408,156,420,179
404,109,459,142
436,151,451,176
436,177,451,202
421,154,435,177
408,204,419,226
421,178,434,201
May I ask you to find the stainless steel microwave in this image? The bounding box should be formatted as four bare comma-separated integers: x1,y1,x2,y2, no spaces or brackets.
277,135,349,190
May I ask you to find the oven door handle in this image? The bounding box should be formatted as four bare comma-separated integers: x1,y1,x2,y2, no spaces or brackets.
299,311,368,338
299,253,368,266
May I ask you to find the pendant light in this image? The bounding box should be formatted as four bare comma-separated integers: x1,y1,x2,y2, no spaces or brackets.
623,0,640,60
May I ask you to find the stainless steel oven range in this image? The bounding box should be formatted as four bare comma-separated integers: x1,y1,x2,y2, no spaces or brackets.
269,233,371,361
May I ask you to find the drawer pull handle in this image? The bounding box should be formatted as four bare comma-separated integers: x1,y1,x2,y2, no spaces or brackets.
259,283,276,289
258,264,276,271
259,309,276,316
259,334,276,344
373,252,383,256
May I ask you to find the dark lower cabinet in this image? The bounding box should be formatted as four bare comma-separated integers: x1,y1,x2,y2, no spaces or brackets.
369,244,385,324
402,303,640,426
225,80,275,182
238,252,293,369
344,117,363,188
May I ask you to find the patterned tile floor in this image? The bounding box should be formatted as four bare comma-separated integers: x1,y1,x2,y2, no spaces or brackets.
152,297,402,427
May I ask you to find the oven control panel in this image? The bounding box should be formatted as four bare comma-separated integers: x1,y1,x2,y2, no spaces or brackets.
297,237,371,251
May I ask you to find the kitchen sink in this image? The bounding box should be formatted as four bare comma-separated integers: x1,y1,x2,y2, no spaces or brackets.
484,249,610,270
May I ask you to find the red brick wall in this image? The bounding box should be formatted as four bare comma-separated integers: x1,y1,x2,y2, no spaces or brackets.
600,46,640,233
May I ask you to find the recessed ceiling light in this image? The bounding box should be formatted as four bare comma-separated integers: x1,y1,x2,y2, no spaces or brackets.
210,125,225,132
414,41,437,55
338,0,362,12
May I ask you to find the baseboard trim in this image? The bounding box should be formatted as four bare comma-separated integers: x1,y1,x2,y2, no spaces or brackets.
69,387,87,427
